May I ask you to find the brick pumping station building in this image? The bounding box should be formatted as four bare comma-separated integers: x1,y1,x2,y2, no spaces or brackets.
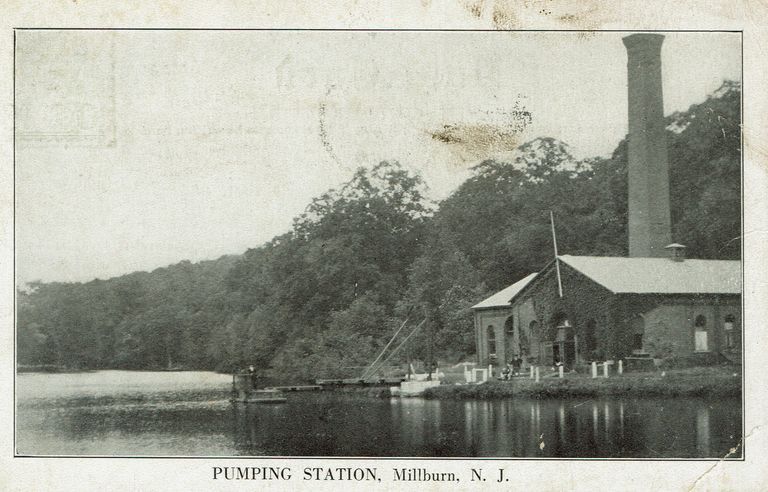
472,34,741,370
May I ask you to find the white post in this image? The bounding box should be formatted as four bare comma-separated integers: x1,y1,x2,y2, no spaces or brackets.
558,365,564,378
591,361,598,378
530,366,535,379
618,360,624,375
489,364,493,378
603,362,609,378
535,366,540,383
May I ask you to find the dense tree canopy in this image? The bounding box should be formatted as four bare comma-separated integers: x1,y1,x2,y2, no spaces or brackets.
17,82,741,380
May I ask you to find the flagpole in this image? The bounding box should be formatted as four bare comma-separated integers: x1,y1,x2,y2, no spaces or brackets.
550,210,564,298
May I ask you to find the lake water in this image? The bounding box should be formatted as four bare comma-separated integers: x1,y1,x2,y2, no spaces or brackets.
16,371,741,458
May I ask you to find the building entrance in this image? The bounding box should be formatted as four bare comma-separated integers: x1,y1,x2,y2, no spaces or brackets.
552,317,576,367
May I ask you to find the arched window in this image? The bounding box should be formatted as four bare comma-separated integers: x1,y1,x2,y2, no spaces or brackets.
694,315,708,352
724,314,736,350
551,313,570,342
505,316,515,336
487,325,497,358
552,313,569,328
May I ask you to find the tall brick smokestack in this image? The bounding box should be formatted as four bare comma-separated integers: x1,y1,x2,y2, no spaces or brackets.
623,33,672,258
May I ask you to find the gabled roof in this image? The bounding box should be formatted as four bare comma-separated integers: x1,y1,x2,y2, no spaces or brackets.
558,255,741,295
472,273,538,309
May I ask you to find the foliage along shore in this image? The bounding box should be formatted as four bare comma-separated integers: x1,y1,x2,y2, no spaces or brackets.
422,367,741,400
17,82,741,383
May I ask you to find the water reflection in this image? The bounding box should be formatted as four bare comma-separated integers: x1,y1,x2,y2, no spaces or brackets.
619,401,625,439
226,394,740,457
697,406,710,457
17,372,742,457
593,403,599,444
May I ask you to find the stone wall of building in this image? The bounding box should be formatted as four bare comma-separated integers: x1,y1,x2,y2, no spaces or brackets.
475,297,541,367
474,264,741,367
516,262,615,366
640,304,692,358
629,296,742,359
510,298,538,362
473,307,512,366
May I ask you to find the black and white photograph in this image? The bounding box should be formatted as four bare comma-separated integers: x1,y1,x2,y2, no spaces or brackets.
12,27,746,461
5,0,768,488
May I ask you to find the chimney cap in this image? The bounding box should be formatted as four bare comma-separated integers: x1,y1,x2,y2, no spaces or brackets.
665,243,687,262
622,33,665,50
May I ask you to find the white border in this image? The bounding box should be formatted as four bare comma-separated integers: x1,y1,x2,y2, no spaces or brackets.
2,1,766,490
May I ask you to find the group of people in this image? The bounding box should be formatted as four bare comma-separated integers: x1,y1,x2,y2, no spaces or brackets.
500,355,524,380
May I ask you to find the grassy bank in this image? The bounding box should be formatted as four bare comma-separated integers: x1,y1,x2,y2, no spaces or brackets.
423,367,741,400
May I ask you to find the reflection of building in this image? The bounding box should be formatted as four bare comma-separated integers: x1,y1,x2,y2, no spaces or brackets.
472,34,741,368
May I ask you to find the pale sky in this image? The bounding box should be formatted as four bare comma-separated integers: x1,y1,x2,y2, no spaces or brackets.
15,30,741,284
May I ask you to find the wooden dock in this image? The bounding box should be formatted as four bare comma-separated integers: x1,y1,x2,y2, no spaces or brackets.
264,385,322,392
315,377,405,387
316,378,344,386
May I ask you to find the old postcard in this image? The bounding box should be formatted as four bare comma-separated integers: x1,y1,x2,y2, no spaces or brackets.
1,1,767,491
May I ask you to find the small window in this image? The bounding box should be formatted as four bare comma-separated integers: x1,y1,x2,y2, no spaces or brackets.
694,315,708,352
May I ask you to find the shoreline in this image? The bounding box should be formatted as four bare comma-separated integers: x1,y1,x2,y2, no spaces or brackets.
422,367,741,400
17,366,741,400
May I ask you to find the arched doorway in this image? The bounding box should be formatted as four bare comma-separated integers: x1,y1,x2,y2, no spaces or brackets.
631,315,645,354
551,312,576,367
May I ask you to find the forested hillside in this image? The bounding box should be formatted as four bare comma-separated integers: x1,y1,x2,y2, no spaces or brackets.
17,81,741,380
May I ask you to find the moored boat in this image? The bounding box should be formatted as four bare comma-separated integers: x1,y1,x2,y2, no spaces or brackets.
390,378,442,397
